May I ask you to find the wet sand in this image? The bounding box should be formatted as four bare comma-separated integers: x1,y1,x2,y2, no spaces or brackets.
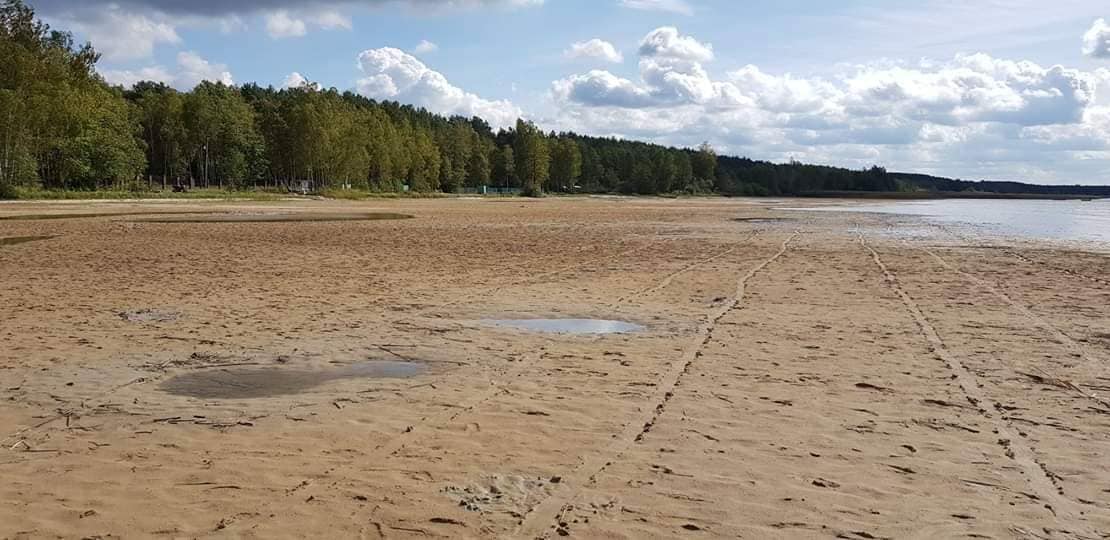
1,197,1108,539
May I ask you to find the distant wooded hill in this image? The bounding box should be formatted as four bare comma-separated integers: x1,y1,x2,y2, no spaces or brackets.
886,173,1110,198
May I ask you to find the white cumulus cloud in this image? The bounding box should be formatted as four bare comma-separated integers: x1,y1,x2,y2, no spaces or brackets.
638,26,713,62
265,10,307,38
1083,18,1110,58
100,66,174,88
413,40,439,54
101,51,233,90
283,72,323,90
553,70,654,108
555,27,732,108
565,39,624,63
50,6,180,61
355,47,521,128
264,8,352,38
175,51,235,88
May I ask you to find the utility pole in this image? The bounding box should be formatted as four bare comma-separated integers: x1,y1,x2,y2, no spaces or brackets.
204,141,209,188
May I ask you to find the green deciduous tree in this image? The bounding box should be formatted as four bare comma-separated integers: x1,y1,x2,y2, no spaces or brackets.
512,119,549,196
492,145,516,188
550,137,582,192
692,142,717,183
0,0,143,191
466,146,491,188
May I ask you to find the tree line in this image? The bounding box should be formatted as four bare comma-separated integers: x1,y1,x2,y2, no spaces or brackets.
1,0,903,198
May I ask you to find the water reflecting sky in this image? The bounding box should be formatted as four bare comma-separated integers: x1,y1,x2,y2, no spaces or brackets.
789,199,1110,245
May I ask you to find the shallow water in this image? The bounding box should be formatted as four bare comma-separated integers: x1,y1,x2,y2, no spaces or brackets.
788,199,1110,245
160,361,424,399
486,319,644,334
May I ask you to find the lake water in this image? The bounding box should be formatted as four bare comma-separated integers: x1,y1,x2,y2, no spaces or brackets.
789,199,1110,246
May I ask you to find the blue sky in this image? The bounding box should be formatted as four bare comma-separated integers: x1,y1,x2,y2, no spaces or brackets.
29,0,1110,184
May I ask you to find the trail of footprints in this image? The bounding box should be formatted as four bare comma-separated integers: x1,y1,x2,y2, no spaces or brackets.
514,232,799,538
860,233,1099,538
283,227,777,531
367,229,768,459
934,223,1110,288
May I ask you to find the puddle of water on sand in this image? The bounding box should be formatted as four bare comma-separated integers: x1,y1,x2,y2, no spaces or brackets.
159,361,424,399
135,212,414,223
485,319,644,334
0,235,58,246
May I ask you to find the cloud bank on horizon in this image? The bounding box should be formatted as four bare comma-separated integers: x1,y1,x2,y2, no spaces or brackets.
31,0,1110,184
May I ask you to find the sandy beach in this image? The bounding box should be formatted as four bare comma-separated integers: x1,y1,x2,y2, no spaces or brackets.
1,197,1108,539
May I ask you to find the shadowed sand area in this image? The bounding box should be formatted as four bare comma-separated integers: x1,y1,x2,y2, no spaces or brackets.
1,197,1108,539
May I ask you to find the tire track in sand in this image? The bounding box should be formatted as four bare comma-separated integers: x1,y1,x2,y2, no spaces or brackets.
932,223,1110,288
612,230,762,305
303,230,774,509
438,230,668,309
513,231,799,539
1000,246,1110,288
364,230,769,461
919,247,1110,412
859,234,1097,538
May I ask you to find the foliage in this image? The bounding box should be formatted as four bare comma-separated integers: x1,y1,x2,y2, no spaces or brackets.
512,119,550,196
549,138,581,192
0,0,143,191
491,145,516,188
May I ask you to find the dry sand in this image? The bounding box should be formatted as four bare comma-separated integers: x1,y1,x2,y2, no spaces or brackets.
1,197,1108,539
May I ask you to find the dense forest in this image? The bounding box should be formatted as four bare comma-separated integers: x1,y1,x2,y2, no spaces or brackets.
0,1,1101,199
888,173,1110,198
